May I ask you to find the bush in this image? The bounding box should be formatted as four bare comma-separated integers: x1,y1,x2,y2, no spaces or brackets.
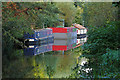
81,21,120,55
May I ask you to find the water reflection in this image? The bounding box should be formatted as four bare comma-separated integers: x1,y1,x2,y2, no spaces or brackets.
53,38,77,51
3,33,119,78
24,44,53,56
24,36,87,55
20,35,89,78
3,36,89,78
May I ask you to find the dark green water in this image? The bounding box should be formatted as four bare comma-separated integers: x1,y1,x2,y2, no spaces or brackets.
2,37,120,78
3,48,89,78
3,48,120,78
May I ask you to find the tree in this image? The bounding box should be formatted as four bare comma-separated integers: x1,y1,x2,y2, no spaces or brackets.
82,2,118,27
2,2,62,60
55,2,76,26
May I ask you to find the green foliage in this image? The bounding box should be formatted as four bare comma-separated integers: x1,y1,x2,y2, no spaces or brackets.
76,21,120,78
55,2,76,26
2,2,120,78
74,6,83,24
102,49,120,65
2,2,62,56
73,2,85,25
81,21,120,55
83,2,118,27
91,49,120,78
2,33,14,59
69,49,120,78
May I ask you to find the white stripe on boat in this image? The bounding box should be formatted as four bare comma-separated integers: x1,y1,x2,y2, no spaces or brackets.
29,39,34,41
29,46,34,48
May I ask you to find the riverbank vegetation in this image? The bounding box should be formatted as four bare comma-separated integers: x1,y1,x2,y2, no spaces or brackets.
2,2,76,60
2,2,120,78
69,2,120,78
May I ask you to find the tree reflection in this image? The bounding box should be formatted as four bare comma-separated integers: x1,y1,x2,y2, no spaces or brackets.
46,65,55,78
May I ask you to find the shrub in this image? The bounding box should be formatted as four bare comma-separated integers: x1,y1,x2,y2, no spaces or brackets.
81,21,120,54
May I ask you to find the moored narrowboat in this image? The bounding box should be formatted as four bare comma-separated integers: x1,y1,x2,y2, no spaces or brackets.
24,28,54,45
49,27,77,39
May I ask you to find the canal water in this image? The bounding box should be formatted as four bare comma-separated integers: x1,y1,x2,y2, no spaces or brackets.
2,36,120,78
2,36,90,78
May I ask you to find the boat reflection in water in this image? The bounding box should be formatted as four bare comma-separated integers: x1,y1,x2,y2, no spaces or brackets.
24,35,87,56
23,35,89,78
